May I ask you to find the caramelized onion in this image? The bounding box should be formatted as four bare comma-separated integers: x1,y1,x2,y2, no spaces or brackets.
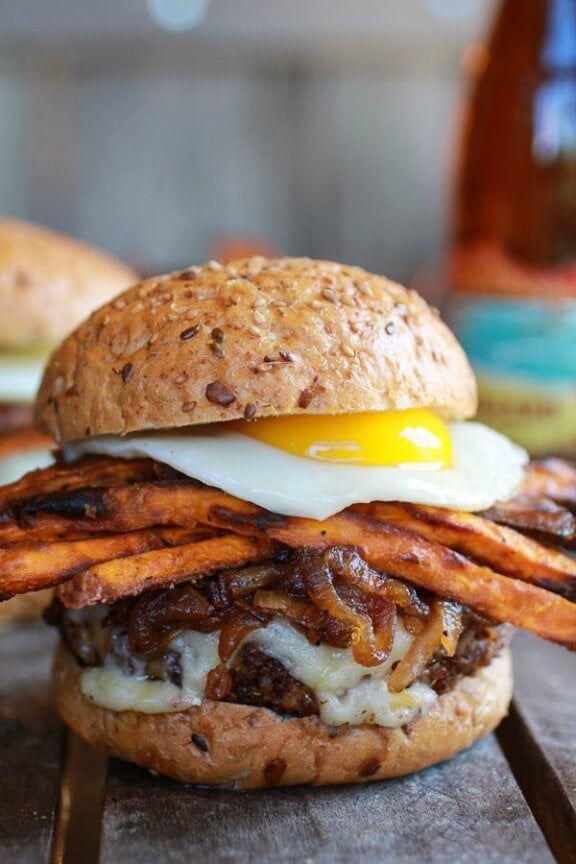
388,600,458,693
223,563,280,598
253,589,351,648
298,549,389,666
218,609,268,662
128,585,220,658
323,546,429,617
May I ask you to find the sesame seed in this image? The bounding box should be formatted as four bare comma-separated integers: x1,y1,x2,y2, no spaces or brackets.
253,297,267,308
248,325,262,336
207,259,222,271
113,298,126,310
310,300,322,310
322,287,336,303
340,342,355,358
298,388,313,409
349,321,361,333
341,295,356,307
357,284,373,297
253,310,266,325
174,371,188,384
180,325,200,341
181,400,197,413
385,321,396,335
243,402,257,420
211,327,225,343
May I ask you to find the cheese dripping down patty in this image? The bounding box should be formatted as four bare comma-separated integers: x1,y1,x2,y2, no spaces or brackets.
65,412,528,519
76,612,437,727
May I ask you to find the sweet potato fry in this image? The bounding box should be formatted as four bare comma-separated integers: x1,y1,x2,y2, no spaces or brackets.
0,526,209,598
0,456,156,515
521,458,576,507
355,501,576,597
57,535,277,608
0,480,269,537
481,496,576,545
256,511,576,648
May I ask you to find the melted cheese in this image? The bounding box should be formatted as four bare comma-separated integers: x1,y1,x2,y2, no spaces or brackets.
79,618,437,728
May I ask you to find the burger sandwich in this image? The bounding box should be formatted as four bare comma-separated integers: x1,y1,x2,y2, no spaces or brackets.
0,218,137,625
0,257,574,788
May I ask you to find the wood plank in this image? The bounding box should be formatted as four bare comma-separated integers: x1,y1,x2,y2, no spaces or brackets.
101,733,553,864
498,633,576,864
0,623,63,864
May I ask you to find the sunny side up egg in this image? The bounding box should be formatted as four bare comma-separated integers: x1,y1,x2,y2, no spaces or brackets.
66,410,528,520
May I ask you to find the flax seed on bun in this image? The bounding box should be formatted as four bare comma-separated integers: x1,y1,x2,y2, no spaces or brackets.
53,643,511,788
35,257,477,444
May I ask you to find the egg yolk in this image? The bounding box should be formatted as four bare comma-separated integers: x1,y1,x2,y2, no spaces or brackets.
230,409,453,467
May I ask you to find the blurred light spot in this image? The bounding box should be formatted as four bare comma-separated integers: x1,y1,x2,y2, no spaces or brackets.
147,0,210,32
422,0,483,23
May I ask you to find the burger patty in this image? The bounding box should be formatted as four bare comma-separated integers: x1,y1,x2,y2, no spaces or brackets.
48,603,509,719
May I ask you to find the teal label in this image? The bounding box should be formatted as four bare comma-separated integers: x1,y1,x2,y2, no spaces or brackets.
447,296,576,454
448,296,576,384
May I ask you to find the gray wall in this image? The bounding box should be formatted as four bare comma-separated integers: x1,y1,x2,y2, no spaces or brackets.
0,0,497,289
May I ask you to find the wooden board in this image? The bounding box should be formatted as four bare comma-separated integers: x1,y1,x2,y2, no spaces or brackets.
0,623,63,864
498,634,576,864
100,734,553,864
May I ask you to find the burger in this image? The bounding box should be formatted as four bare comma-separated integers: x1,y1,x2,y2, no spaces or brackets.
0,257,574,788
0,218,137,626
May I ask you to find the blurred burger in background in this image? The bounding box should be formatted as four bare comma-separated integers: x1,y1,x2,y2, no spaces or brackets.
0,218,137,625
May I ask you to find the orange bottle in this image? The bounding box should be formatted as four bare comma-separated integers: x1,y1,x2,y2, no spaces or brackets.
446,0,576,456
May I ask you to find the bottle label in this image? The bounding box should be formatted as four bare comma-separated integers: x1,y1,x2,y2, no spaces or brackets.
448,294,576,455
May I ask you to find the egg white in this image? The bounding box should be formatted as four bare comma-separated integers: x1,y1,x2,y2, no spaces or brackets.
65,421,528,520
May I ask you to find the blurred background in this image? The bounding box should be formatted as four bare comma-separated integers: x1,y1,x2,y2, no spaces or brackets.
0,0,496,285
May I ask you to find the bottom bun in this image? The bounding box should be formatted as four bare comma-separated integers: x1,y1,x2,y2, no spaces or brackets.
0,590,52,630
53,644,512,788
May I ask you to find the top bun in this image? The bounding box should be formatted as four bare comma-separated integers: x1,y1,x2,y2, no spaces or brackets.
35,257,477,444
0,219,137,349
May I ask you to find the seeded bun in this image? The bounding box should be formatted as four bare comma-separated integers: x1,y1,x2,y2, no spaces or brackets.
0,219,137,349
53,644,511,789
35,257,477,444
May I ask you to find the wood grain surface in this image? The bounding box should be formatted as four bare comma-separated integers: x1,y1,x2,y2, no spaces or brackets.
499,633,576,864
0,624,62,864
